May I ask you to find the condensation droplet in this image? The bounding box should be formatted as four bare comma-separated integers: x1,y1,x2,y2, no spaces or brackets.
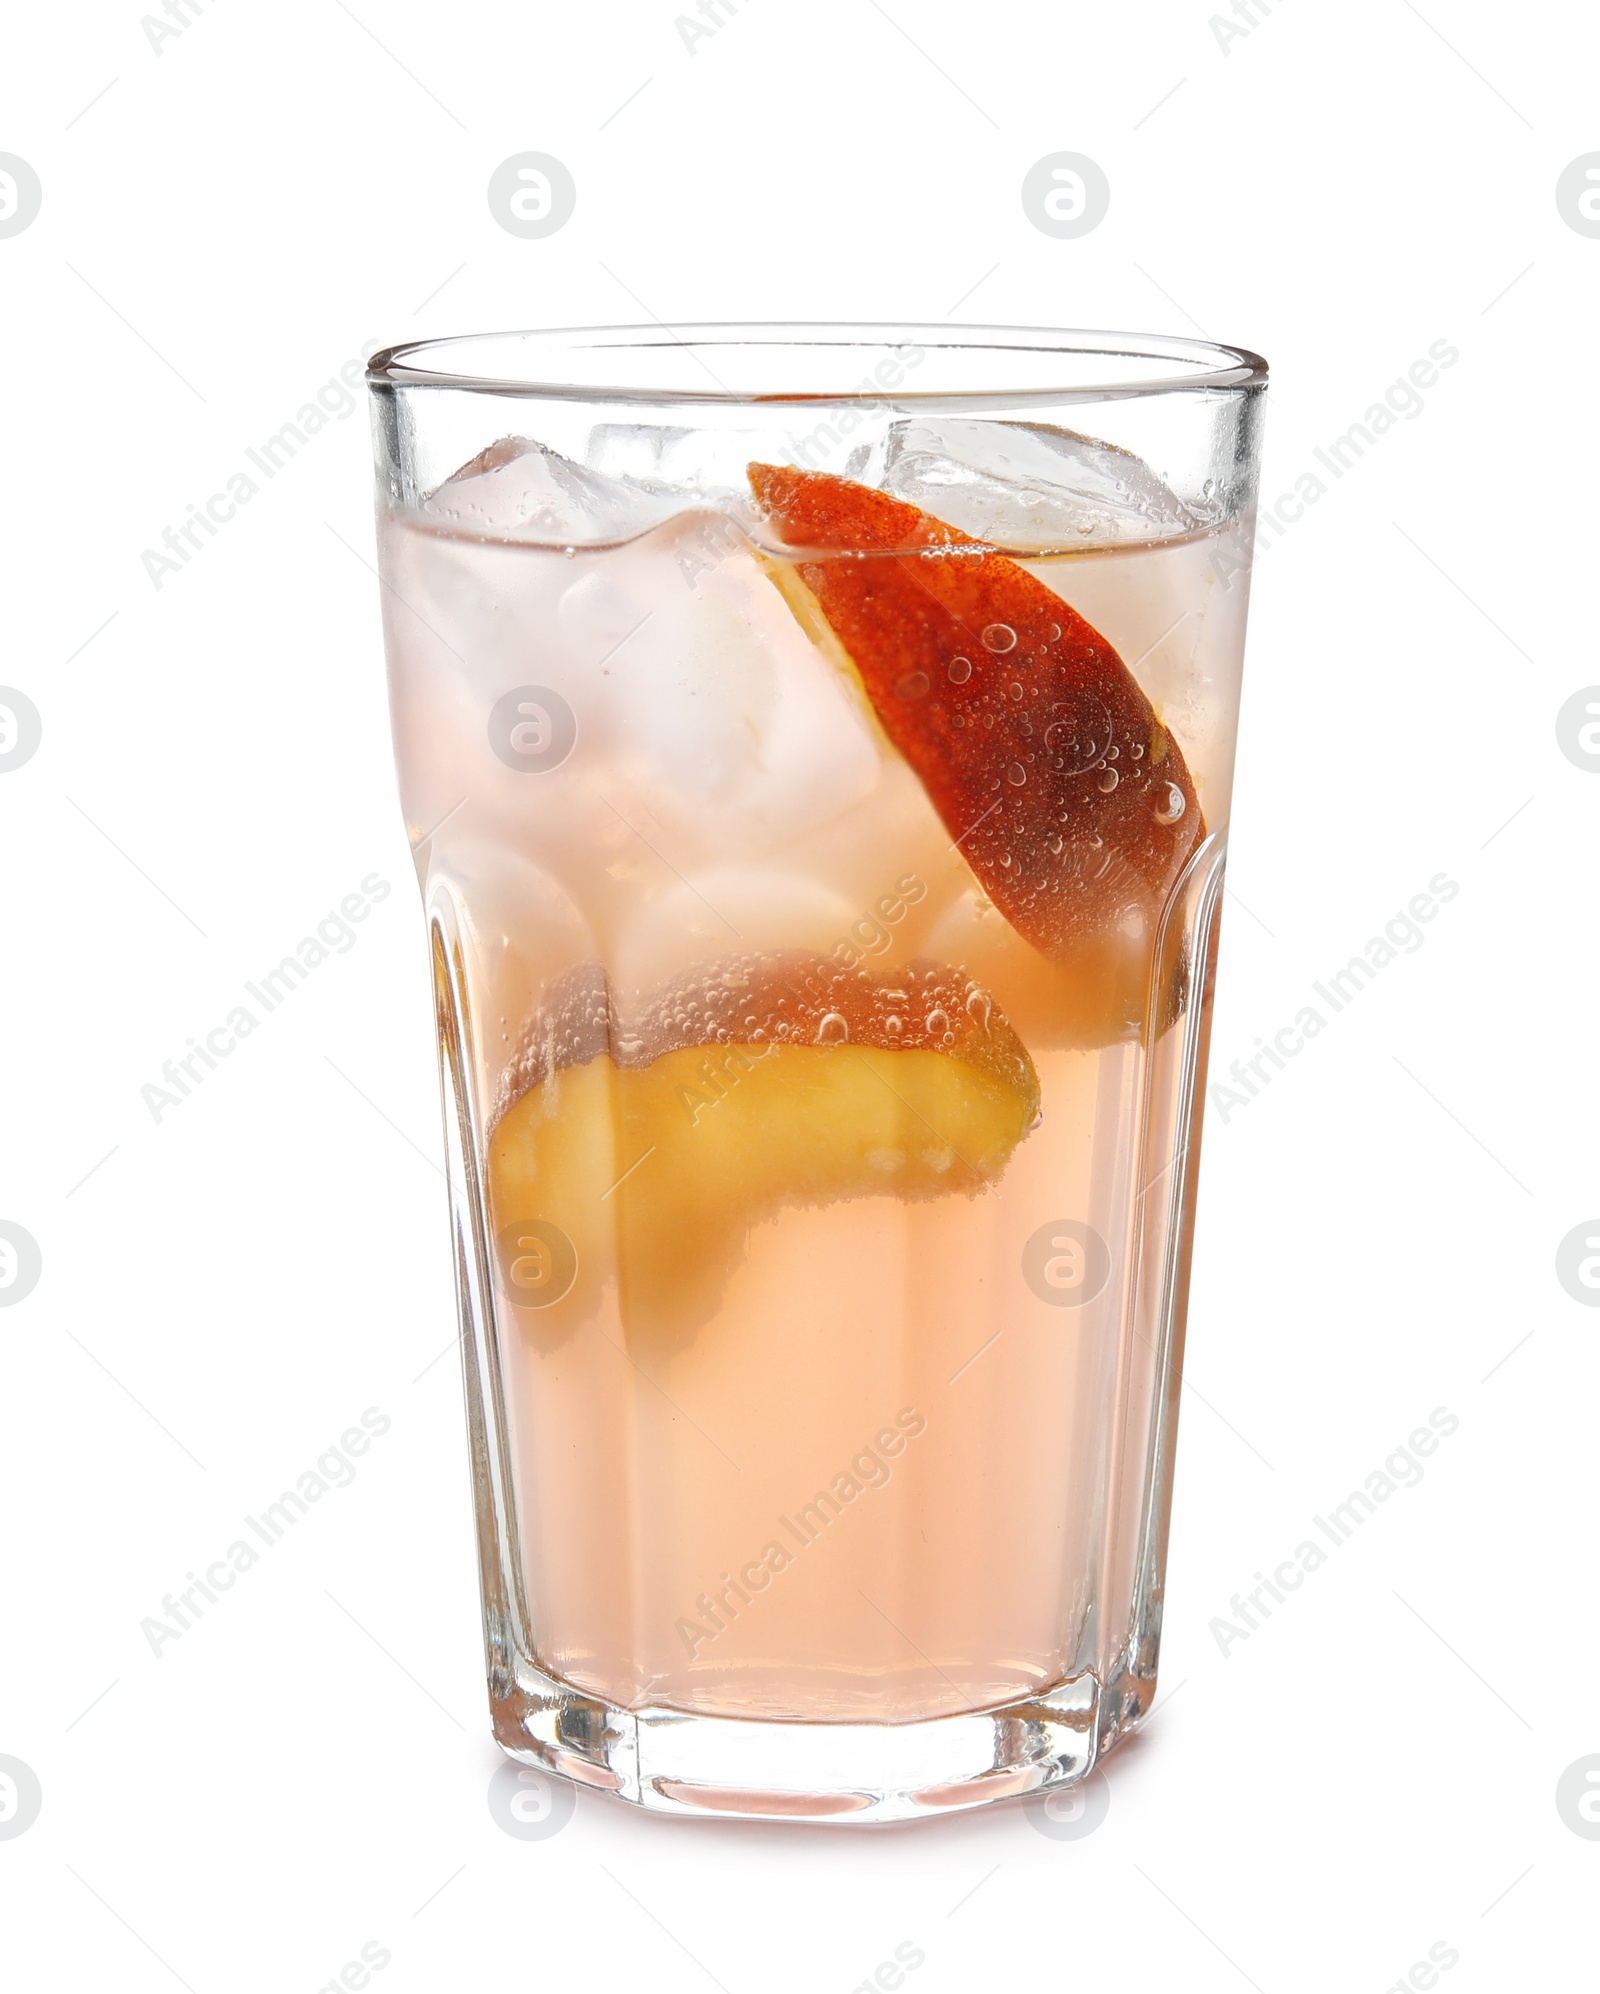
885,1015,902,1034
982,623,1017,653
1154,781,1187,824
815,1011,849,1045
1097,767,1120,793
1130,742,1145,759
965,986,991,1030
1009,682,1025,700
948,655,973,683
926,1007,950,1038
895,671,929,700
1047,622,1062,642
1007,762,1027,786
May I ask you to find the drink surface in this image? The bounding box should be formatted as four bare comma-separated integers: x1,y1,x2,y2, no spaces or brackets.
379,432,1250,1724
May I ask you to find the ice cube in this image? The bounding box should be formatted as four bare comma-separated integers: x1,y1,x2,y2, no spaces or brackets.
879,416,1200,550
587,420,782,525
555,518,883,855
586,421,742,501
425,435,681,545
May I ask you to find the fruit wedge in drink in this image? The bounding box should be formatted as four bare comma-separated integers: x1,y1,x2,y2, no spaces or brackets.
488,951,1040,1357
748,463,1208,1045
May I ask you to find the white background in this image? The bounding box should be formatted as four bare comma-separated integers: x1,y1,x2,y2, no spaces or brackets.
3,1,1597,1988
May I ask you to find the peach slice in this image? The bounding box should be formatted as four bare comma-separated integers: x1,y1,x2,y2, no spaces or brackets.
746,465,1205,977
487,954,1038,1354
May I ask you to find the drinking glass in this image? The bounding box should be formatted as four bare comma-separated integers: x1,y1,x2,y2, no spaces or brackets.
366,325,1267,1821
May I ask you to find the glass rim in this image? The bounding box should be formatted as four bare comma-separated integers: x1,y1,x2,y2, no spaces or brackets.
366,322,1268,408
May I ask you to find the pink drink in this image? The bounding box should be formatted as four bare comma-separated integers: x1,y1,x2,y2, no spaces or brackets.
369,325,1265,1818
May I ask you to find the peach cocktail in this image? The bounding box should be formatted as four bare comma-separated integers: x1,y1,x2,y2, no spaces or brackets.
367,326,1267,1822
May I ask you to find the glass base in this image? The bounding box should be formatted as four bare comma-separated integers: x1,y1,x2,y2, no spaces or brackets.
487,1648,1154,1822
